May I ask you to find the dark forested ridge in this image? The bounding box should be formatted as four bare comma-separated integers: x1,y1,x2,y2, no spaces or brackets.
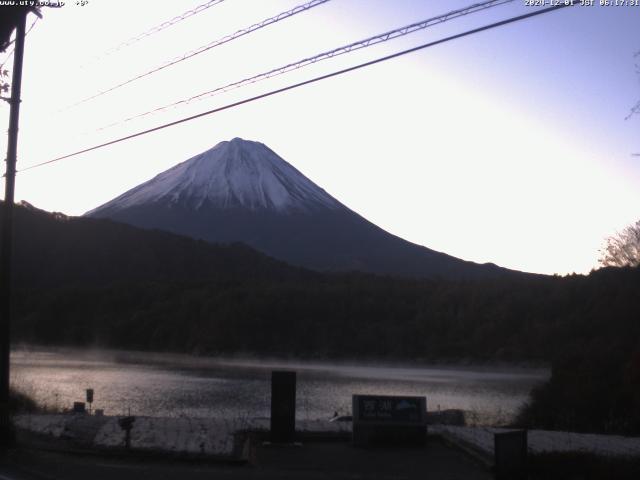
3,201,640,434
6,201,315,288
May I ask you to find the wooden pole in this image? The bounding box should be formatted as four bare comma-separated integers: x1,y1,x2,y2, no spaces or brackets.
0,10,27,448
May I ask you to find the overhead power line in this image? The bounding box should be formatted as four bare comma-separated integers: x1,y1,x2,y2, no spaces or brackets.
18,3,575,174
70,0,331,108
85,0,229,65
97,0,515,132
0,47,14,71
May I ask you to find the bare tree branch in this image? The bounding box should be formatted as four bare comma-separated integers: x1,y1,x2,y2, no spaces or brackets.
599,220,640,268
630,49,640,120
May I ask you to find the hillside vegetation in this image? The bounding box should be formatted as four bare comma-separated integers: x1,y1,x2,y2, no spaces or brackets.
4,202,639,434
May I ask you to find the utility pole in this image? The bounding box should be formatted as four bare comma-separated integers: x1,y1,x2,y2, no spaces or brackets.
0,10,27,448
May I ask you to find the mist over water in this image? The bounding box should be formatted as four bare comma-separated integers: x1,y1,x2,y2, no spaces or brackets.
11,348,548,425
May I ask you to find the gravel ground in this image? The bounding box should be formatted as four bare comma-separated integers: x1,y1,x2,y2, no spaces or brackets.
13,413,640,460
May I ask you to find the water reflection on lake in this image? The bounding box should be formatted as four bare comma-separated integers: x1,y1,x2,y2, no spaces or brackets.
10,348,548,425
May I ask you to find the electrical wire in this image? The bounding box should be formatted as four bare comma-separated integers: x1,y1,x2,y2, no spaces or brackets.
84,0,229,65
96,0,515,132
0,47,15,69
69,0,331,108
17,3,575,174
0,47,15,70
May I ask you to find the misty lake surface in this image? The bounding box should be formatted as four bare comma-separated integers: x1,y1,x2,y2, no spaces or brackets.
11,348,548,425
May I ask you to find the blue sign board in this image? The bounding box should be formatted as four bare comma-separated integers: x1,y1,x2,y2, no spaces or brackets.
355,395,424,423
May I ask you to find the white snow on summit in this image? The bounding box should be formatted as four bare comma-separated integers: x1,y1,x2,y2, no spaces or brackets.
87,138,342,214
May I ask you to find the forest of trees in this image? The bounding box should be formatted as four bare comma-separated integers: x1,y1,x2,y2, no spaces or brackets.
4,202,640,434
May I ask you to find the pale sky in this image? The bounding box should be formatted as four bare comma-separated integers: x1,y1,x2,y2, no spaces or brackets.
1,0,639,275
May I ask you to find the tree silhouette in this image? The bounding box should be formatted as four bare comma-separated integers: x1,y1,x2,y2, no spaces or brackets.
629,51,640,118
0,67,9,103
600,220,640,268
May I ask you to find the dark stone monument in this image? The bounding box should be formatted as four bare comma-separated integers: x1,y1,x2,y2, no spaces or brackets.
352,394,427,447
270,370,296,443
494,429,528,480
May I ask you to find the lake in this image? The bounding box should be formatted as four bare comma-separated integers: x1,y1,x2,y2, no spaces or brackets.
10,347,548,425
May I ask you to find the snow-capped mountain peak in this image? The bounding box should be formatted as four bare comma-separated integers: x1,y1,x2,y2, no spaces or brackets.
88,138,341,214
86,137,518,279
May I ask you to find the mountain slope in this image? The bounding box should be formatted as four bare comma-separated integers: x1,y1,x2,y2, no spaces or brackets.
87,137,521,279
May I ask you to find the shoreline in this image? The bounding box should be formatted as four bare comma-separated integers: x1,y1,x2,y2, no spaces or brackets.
10,344,551,374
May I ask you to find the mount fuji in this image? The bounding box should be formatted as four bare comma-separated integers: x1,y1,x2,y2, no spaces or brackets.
86,138,515,279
